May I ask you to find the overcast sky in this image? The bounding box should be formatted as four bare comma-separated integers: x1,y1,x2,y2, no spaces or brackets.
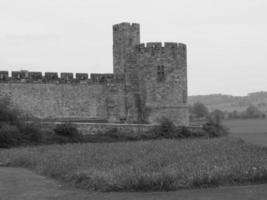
0,0,266,96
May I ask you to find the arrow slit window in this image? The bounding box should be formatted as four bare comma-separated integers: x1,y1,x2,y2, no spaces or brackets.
157,65,165,81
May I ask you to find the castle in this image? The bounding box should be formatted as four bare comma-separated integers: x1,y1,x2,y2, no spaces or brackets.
0,23,189,126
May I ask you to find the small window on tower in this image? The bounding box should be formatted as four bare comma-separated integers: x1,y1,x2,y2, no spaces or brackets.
183,90,187,103
129,38,133,45
157,65,165,82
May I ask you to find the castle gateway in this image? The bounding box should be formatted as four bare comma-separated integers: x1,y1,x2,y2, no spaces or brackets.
0,23,189,126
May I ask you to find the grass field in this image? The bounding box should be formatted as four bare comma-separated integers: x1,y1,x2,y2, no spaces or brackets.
1,137,267,192
223,119,267,134
223,119,267,146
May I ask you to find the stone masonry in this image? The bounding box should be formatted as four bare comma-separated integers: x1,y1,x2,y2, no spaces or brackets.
0,22,189,126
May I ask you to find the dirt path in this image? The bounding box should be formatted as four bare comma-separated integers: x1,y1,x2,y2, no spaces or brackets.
0,167,267,200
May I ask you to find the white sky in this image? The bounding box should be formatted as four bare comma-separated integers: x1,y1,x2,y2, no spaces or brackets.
0,0,266,96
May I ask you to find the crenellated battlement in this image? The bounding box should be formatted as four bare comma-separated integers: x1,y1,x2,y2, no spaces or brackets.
135,42,186,57
113,22,140,31
0,71,124,84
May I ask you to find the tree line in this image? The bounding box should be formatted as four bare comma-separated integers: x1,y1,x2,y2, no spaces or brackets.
190,102,266,121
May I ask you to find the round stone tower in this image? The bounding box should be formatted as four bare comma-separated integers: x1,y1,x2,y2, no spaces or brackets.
134,42,189,126
112,22,189,126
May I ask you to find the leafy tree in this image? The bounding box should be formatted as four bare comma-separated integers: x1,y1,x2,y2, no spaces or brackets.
245,105,263,118
191,102,209,118
209,109,224,124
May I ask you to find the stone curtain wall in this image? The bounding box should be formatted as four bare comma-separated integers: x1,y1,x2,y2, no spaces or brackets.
0,83,107,120
0,72,125,122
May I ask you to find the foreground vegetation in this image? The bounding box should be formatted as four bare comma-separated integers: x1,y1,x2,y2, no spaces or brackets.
0,138,267,191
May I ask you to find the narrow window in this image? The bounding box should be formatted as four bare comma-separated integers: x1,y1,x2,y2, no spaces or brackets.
183,90,187,103
129,38,133,45
157,65,165,81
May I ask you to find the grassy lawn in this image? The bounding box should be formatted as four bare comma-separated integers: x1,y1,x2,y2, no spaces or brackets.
1,137,267,192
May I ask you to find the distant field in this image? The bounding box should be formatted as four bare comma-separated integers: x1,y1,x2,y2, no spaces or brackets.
223,119,267,134
223,119,267,146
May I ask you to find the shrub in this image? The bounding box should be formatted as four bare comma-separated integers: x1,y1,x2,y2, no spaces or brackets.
151,119,207,139
0,97,21,125
203,118,229,138
0,124,21,148
53,123,83,144
19,122,44,145
177,126,194,138
150,118,228,140
0,121,45,148
152,118,176,138
0,97,44,148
